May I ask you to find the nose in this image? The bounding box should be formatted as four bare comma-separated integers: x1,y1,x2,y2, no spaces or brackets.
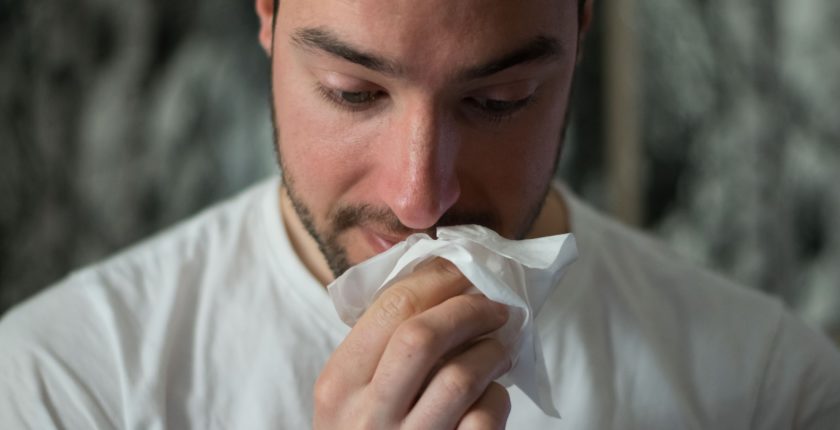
377,101,461,230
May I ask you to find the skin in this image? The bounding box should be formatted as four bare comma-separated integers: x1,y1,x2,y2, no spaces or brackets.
255,0,592,427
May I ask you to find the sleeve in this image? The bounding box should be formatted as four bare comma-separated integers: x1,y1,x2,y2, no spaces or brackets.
0,278,123,429
750,310,840,430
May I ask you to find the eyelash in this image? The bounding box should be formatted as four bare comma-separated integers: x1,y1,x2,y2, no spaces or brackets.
465,96,537,123
315,84,384,113
315,83,536,122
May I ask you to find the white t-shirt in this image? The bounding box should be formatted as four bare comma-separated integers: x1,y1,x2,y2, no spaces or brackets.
1,177,838,429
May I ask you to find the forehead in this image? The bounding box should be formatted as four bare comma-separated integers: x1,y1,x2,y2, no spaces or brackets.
278,0,578,80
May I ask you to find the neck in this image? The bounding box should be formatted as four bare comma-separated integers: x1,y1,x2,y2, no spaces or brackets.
526,185,571,239
279,186,335,285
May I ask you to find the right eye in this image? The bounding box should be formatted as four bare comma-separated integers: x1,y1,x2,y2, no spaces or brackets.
316,84,386,112
464,95,536,123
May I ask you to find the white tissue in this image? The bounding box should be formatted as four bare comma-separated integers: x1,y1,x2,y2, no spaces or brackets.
326,224,578,417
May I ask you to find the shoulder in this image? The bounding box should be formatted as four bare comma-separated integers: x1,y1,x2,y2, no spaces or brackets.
558,183,784,331
544,183,840,426
0,176,281,346
0,269,122,428
0,177,281,427
11,177,280,333
96,176,280,282
751,310,840,428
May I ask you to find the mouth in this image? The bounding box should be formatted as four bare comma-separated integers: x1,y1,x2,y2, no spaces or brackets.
360,226,409,254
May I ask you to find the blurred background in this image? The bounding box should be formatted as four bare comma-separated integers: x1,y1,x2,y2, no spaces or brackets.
1,0,838,344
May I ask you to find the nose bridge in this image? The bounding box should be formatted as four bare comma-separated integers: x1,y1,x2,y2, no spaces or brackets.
408,102,456,188
385,98,461,230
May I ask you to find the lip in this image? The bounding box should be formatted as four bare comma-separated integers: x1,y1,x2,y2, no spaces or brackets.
361,227,406,254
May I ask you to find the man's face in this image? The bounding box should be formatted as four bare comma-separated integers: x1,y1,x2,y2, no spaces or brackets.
265,0,581,277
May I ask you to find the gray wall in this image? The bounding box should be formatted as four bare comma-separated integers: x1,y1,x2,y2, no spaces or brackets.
1,0,275,308
644,0,840,341
2,1,838,343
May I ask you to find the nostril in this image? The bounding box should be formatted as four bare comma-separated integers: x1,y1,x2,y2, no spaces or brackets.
390,176,460,231
392,194,442,230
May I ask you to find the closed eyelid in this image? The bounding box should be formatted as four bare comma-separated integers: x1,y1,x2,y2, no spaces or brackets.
315,70,381,93
470,80,540,101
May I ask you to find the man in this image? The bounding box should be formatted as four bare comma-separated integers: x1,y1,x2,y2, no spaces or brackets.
1,0,839,428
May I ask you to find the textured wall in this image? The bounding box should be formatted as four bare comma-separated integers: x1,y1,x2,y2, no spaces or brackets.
2,1,838,343
0,0,275,309
565,0,840,342
642,0,840,340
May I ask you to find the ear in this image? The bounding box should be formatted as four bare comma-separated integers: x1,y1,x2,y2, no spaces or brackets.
256,0,276,56
576,0,594,63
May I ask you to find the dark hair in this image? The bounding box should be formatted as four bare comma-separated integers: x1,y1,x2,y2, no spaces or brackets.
272,0,586,19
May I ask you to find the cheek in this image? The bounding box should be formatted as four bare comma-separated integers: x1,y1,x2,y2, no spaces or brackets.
505,91,571,191
272,68,372,219
494,133,558,215
460,104,565,232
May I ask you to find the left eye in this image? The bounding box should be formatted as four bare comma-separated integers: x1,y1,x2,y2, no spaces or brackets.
466,96,534,121
316,84,385,112
338,91,380,104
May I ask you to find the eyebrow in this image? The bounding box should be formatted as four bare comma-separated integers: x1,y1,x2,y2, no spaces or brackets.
460,36,563,80
291,27,563,81
292,27,402,76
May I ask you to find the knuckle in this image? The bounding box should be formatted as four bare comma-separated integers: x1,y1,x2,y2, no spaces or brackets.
312,373,342,410
439,364,483,400
394,321,439,355
374,286,419,327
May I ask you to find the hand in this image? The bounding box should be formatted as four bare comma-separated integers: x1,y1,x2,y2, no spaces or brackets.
314,258,513,429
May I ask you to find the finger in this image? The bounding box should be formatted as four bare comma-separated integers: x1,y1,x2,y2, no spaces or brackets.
455,382,511,430
324,258,471,387
368,295,509,418
402,338,511,429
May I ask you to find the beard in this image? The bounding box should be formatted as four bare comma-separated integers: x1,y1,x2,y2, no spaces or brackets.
277,158,554,278
281,166,536,278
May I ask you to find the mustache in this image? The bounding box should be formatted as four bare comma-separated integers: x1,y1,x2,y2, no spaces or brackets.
331,204,500,238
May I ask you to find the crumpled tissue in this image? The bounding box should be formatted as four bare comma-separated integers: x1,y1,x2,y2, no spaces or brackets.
326,224,578,417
